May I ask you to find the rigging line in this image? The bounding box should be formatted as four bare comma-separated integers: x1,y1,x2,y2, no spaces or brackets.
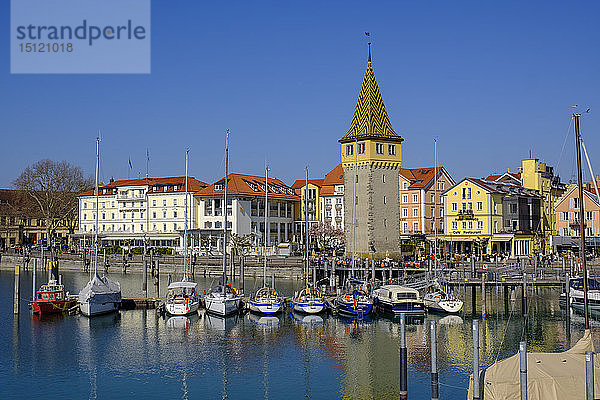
494,290,517,363
555,116,574,174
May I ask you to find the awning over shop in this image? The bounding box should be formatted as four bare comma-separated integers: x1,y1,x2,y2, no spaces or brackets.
490,235,513,242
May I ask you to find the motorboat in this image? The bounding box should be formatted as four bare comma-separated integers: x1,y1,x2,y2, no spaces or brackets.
332,278,373,317
32,279,76,315
247,287,283,315
373,284,425,317
423,282,463,314
290,287,325,314
165,281,199,316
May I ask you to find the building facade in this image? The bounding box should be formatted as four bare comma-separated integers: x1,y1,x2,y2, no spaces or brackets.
0,189,73,249
488,159,566,253
75,176,207,249
399,167,454,237
320,164,345,230
195,173,298,253
340,47,403,257
443,178,541,257
553,185,600,253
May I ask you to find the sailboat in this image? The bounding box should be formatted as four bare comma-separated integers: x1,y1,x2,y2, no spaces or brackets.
423,141,463,314
247,166,283,315
165,150,200,316
332,129,372,317
204,130,242,316
290,166,325,314
78,137,122,317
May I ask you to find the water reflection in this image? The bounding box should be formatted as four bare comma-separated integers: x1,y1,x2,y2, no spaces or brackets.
4,269,600,400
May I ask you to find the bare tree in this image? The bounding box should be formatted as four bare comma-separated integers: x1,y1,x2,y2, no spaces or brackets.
13,159,93,244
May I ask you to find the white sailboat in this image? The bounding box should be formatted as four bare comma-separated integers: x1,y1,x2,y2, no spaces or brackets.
422,140,463,314
165,150,200,316
247,166,283,315
78,136,122,317
204,130,242,316
291,166,325,314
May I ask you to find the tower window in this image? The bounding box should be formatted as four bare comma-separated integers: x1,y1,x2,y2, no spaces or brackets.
357,142,365,154
382,174,386,183
346,144,354,156
376,143,384,155
388,144,396,156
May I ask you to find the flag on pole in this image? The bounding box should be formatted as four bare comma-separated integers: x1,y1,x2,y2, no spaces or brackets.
128,158,133,169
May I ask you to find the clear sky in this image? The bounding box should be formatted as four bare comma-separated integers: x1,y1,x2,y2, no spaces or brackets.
2,1,599,188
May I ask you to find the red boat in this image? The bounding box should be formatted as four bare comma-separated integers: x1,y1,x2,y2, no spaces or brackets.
31,280,76,314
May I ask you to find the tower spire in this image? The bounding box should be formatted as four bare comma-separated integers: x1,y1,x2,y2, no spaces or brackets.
368,41,371,62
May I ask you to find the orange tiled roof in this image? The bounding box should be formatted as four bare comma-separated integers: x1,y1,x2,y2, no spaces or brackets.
78,176,207,197
198,173,299,199
321,164,344,196
291,179,324,190
399,167,444,189
485,172,521,183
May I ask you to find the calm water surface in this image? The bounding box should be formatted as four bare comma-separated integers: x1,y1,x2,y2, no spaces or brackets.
1,269,599,399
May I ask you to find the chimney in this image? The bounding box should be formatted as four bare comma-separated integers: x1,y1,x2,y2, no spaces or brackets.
109,177,114,184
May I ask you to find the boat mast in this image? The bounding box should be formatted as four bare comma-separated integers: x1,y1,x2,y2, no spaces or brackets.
305,166,309,287
94,136,100,277
264,165,268,288
434,138,438,274
184,149,189,281
574,113,589,329
222,130,229,285
352,128,357,277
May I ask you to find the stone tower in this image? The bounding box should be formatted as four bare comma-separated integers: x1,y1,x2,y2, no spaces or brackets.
339,45,403,257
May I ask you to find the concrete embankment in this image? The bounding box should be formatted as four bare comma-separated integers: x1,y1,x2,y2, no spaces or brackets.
0,254,304,279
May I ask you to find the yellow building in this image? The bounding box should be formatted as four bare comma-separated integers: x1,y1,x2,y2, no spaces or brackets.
520,159,566,252
443,178,541,257
292,178,324,241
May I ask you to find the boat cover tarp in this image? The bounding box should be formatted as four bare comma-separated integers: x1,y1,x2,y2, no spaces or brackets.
467,330,599,399
78,274,122,303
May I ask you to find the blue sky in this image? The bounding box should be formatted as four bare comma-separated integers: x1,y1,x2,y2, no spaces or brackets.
2,1,599,188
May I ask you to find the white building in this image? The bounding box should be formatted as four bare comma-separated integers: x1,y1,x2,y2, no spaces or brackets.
192,173,299,254
320,164,345,230
75,176,207,249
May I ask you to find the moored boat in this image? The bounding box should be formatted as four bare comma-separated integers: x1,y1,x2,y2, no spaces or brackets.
423,282,463,314
373,284,424,317
32,279,76,314
247,287,283,315
165,281,199,316
78,274,122,317
291,287,325,314
333,278,373,317
204,283,242,316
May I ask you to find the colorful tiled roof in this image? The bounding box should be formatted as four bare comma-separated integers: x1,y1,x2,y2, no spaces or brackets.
198,173,299,199
339,49,403,144
78,176,207,197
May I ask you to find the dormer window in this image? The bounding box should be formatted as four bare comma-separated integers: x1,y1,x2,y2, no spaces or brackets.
215,184,224,191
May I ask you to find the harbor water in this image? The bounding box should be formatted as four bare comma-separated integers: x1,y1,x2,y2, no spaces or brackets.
1,269,598,399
